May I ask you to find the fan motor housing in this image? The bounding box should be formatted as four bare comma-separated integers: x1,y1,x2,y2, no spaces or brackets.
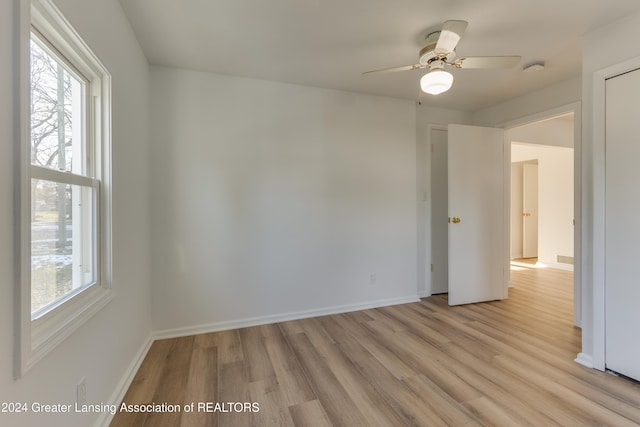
419,31,456,65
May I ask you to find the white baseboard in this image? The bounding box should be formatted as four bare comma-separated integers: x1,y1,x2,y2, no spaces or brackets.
154,295,420,340
94,333,154,427
417,290,431,298
574,352,594,369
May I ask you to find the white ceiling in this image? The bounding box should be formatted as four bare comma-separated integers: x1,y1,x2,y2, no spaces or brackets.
119,0,640,111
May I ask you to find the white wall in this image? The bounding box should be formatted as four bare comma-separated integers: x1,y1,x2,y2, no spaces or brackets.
472,76,581,127
581,8,640,369
511,144,574,267
150,66,419,333
0,1,152,426
509,115,574,148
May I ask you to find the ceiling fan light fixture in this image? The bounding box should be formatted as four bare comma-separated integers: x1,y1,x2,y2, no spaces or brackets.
420,69,454,95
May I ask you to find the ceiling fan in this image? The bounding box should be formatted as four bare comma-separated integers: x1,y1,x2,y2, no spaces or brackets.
363,20,521,95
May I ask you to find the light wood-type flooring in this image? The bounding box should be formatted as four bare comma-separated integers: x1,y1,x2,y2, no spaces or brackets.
111,265,640,426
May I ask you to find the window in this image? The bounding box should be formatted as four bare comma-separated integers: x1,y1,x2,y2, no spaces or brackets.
17,0,112,375
30,32,97,316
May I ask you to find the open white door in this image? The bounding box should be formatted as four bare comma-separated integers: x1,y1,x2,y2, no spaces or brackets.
448,124,506,306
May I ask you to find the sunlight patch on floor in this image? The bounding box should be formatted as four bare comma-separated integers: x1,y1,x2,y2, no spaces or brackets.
510,260,546,269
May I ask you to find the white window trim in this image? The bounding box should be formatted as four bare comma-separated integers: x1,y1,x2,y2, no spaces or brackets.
16,0,113,377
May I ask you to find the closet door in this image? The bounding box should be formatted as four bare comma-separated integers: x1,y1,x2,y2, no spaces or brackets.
605,67,640,381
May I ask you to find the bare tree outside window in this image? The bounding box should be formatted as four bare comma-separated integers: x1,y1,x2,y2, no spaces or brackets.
30,40,74,171
30,39,81,313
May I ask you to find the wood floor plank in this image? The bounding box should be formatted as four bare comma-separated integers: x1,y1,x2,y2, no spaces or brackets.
111,265,640,426
288,400,333,427
329,324,451,427
247,377,296,427
378,304,453,346
361,317,555,426
110,338,174,427
143,336,195,427
217,361,253,427
437,340,590,426
314,315,415,426
494,354,640,427
330,313,416,381
556,374,640,424
239,326,275,382
464,396,525,427
402,374,483,427
285,332,371,427
208,330,244,365
179,336,218,427
262,323,316,406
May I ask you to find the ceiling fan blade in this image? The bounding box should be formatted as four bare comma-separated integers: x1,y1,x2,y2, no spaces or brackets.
362,64,424,75
455,56,521,69
435,20,468,54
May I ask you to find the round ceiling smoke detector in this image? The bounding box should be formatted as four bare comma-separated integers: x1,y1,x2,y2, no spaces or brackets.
523,61,545,72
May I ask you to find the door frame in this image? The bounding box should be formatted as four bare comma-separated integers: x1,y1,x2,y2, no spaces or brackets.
501,102,582,329
423,105,580,322
421,124,448,297
426,123,510,300
428,126,449,296
511,159,540,259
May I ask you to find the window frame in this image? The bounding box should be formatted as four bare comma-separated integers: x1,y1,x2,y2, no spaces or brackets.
16,0,113,377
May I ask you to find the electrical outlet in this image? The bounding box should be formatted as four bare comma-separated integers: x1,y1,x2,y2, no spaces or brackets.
77,377,87,406
369,273,376,285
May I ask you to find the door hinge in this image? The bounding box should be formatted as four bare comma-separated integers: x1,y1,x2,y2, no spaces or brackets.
431,144,434,152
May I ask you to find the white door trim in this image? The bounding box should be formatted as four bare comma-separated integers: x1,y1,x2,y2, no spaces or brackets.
421,124,448,297
499,102,582,329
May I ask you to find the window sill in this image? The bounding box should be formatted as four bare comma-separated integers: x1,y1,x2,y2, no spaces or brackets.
18,286,114,377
